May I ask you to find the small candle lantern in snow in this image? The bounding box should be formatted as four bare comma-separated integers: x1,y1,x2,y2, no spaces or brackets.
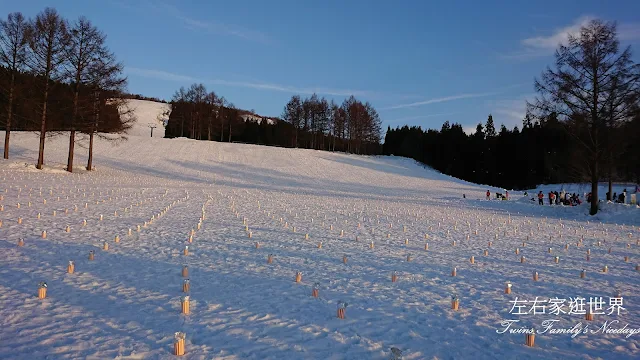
483,249,488,256
451,295,459,310
337,301,347,319
17,238,24,247
318,242,322,249
41,230,47,239
38,282,47,299
424,243,429,251
407,254,412,262
182,265,188,277
624,256,629,262
343,255,348,264
505,281,512,294
515,248,519,255
267,254,273,264
451,267,457,277
305,233,309,240
103,242,109,251
183,279,190,293
603,265,608,273
174,332,186,356
548,247,552,253
88,250,95,261
312,282,319,298
391,271,398,282
525,333,535,347
183,246,189,256
585,311,594,321
470,256,475,264
67,261,74,274
554,256,559,264
114,235,120,243
181,296,190,315
295,271,302,283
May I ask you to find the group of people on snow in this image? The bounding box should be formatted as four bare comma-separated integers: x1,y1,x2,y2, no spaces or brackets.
606,189,629,204
486,190,509,200
536,190,582,206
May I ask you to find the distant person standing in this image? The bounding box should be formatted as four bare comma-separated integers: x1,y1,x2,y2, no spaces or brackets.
486,190,490,200
538,191,544,205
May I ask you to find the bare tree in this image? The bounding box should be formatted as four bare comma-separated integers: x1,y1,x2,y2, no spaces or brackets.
64,16,106,172
218,96,226,142
530,19,640,215
282,95,302,147
26,7,69,169
0,12,28,159
205,91,217,141
84,45,127,171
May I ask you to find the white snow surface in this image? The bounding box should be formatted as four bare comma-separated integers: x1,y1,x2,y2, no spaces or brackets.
0,115,639,359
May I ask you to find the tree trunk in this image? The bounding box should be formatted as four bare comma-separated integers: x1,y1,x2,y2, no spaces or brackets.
607,151,614,201
590,157,599,215
3,72,14,160
87,131,94,171
67,130,76,172
67,91,79,173
37,78,50,170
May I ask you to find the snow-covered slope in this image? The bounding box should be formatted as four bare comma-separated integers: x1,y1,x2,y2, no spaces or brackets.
240,113,276,125
0,110,639,359
122,99,171,138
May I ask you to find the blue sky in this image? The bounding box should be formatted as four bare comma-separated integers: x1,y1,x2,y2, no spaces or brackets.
4,0,640,133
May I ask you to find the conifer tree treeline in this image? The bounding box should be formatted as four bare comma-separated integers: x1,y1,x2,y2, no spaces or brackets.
165,88,383,155
0,7,130,171
384,109,640,191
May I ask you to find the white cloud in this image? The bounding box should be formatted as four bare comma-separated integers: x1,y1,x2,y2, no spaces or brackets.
126,67,386,98
127,67,197,83
111,0,272,44
381,92,496,110
521,16,594,51
386,112,457,124
503,16,640,60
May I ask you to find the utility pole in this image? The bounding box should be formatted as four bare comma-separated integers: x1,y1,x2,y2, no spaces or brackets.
148,123,157,137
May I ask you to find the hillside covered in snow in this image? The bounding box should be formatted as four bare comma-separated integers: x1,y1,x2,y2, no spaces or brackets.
0,100,639,359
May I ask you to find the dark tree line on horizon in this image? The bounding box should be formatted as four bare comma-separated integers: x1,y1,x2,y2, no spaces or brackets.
165,86,383,155
0,7,131,172
384,112,640,191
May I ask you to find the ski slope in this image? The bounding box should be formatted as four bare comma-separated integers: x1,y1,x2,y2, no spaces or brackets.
124,99,171,138
0,104,639,359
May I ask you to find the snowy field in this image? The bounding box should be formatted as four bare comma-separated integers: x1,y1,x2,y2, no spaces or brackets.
0,103,639,359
